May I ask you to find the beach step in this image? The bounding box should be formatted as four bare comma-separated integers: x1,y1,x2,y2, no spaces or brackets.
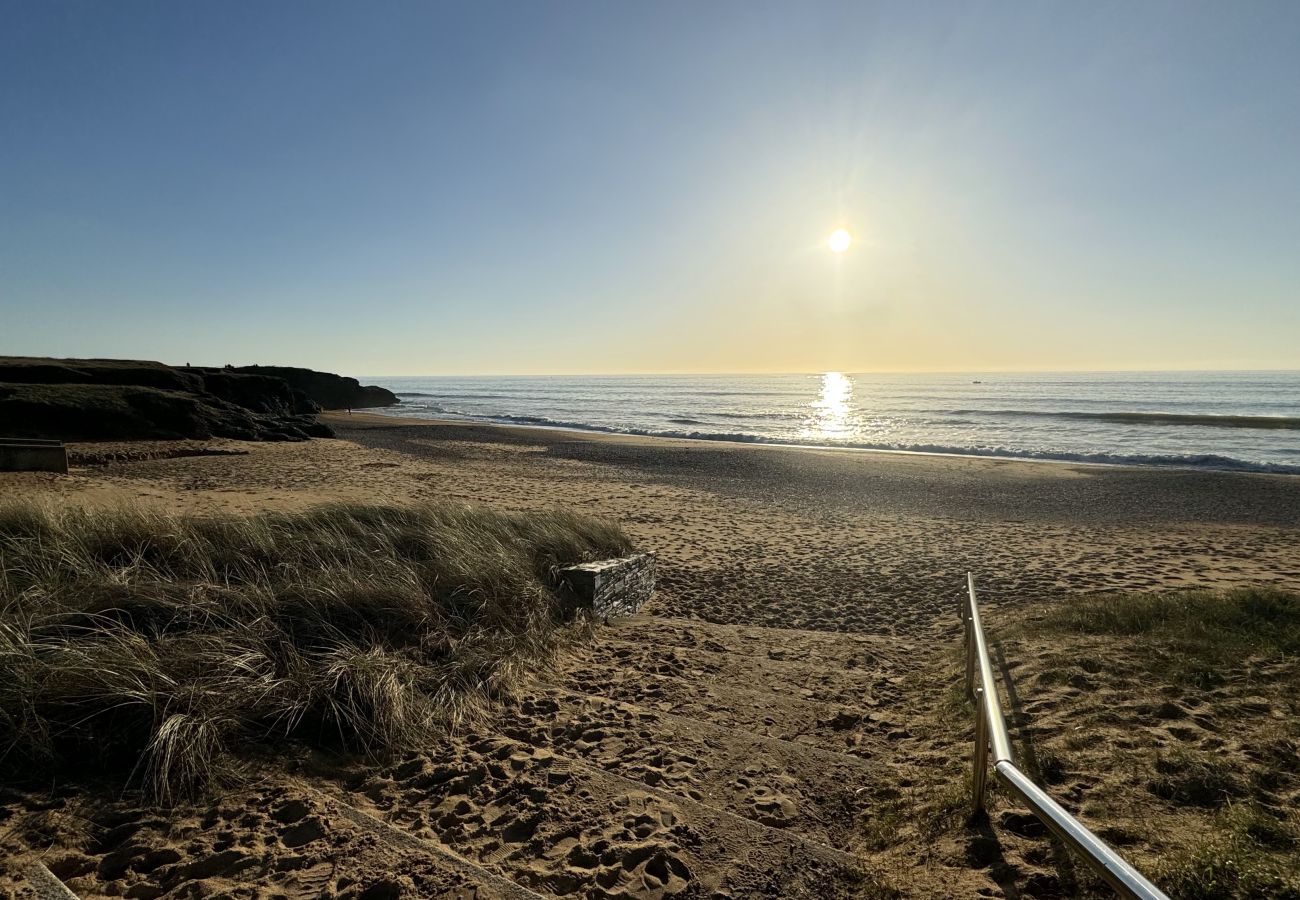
495,684,883,850
338,732,888,899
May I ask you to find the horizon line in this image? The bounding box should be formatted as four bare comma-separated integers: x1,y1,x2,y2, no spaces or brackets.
356,367,1300,379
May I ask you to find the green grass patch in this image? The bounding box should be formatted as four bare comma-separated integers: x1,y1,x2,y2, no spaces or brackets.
1014,588,1300,897
860,772,976,852
0,500,632,802
1157,804,1300,899
1148,748,1248,809
1021,587,1300,686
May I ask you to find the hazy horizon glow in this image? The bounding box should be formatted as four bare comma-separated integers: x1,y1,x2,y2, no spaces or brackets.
360,367,1300,379
2,1,1298,377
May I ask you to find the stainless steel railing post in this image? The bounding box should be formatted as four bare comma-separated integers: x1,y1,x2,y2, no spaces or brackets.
964,616,977,699
966,575,1014,764
972,686,989,813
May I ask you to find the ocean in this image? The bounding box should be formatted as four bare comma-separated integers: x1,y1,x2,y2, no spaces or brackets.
362,372,1300,475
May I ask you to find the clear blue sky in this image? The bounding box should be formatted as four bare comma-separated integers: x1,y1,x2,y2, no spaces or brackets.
2,0,1298,375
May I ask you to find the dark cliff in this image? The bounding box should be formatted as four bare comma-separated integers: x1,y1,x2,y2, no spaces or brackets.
0,357,394,442
225,366,399,410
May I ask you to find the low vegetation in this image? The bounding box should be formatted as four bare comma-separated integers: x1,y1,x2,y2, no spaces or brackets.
1012,587,1300,899
0,501,631,802
1023,586,1300,687
1157,803,1300,900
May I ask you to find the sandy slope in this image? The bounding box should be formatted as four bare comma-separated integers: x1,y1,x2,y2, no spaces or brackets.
2,416,1298,898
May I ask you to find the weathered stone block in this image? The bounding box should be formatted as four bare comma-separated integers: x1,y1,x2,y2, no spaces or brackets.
560,553,655,621
0,438,68,473
24,862,81,900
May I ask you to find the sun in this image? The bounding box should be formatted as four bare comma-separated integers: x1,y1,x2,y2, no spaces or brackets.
828,228,852,253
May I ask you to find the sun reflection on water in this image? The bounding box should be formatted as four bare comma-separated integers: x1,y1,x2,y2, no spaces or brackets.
802,371,854,440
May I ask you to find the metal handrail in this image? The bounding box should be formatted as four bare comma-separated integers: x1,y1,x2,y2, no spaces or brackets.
961,573,1169,900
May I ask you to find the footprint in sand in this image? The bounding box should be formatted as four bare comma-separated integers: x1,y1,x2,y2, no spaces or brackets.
280,817,327,849
743,786,798,827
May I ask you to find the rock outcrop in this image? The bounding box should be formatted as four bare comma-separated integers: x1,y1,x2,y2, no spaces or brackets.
223,366,398,410
200,370,319,417
0,357,376,442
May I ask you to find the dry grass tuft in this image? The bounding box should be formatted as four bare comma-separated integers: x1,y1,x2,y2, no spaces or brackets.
0,500,632,802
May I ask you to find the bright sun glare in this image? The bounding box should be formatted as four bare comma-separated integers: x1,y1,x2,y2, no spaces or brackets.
828,228,852,253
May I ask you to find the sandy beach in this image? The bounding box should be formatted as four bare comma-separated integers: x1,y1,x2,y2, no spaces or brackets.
3,415,1298,897
19,410,1295,634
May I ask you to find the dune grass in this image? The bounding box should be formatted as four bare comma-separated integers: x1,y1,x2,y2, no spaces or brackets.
0,500,632,802
1023,586,1300,687
1016,587,1300,899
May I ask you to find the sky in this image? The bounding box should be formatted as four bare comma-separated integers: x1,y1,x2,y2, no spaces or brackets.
2,0,1298,376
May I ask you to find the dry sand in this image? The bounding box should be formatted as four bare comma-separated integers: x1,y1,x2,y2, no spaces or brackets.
3,413,1298,898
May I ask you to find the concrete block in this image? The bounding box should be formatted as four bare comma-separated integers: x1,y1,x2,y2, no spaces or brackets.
0,438,69,473
560,553,656,621
24,862,81,900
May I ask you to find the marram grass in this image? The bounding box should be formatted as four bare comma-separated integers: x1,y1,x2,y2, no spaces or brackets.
0,500,632,803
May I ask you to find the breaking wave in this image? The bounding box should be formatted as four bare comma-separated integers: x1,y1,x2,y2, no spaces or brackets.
957,410,1300,430
376,407,1300,474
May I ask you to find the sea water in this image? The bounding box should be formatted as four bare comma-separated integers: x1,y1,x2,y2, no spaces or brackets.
362,372,1300,474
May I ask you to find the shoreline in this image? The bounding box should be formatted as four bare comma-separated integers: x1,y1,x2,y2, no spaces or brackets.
334,408,1300,479
327,411,1300,531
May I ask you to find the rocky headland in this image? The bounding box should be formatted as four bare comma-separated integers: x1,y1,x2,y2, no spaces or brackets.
0,357,398,442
